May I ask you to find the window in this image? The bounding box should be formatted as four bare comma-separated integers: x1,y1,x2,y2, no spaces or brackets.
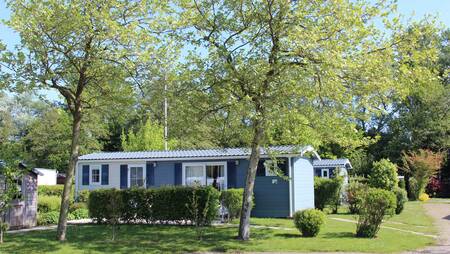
321,168,329,178
185,165,204,186
206,165,225,191
264,160,277,176
90,166,100,184
129,166,145,187
183,162,227,190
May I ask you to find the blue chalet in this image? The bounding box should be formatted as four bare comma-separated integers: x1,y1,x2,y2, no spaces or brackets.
75,145,320,218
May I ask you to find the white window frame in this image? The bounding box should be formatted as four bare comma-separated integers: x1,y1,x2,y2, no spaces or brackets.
321,168,330,178
90,165,101,185
182,162,227,190
128,164,146,188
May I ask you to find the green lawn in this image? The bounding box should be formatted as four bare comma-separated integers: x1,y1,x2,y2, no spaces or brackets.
1,202,436,253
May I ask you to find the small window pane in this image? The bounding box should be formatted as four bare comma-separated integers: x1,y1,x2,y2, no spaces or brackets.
130,167,144,187
91,169,100,183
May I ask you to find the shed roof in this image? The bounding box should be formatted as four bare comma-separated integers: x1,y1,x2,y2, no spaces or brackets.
313,159,352,169
78,145,317,161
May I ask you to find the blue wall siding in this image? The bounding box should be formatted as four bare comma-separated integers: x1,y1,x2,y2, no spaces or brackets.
154,161,176,187
252,176,290,217
235,159,249,188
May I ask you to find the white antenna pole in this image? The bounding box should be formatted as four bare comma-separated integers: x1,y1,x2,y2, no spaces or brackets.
164,79,168,151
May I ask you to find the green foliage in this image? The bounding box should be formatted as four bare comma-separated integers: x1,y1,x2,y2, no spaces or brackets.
356,188,396,238
398,178,406,189
88,186,220,225
121,119,166,151
37,195,61,213
38,185,64,197
70,208,89,220
293,209,325,237
76,190,90,203
346,180,367,214
394,187,408,214
69,202,87,213
313,177,342,211
37,211,60,226
220,188,247,222
368,159,398,191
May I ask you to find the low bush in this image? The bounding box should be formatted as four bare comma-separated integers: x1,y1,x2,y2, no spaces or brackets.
346,180,366,214
38,185,65,197
37,211,59,225
394,187,408,214
38,195,61,213
293,209,325,237
368,159,398,191
70,208,89,220
418,193,430,202
398,178,406,189
77,190,90,203
220,188,245,222
69,202,87,213
356,188,396,238
88,186,220,225
314,177,342,211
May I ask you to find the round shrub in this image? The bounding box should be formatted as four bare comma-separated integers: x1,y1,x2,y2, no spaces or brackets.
418,193,429,202
394,187,407,214
38,195,61,213
293,209,325,237
37,211,59,225
368,159,398,191
356,188,396,238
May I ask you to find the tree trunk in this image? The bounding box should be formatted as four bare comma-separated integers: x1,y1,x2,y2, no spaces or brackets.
238,120,264,240
56,108,82,241
0,227,3,243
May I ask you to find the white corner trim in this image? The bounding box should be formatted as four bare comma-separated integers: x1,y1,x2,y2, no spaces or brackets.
288,157,293,217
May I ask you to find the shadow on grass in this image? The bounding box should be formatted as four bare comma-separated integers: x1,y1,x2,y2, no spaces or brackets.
275,233,301,238
321,232,355,239
1,224,268,254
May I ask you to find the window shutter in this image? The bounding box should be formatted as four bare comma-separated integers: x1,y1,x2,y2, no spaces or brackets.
101,164,109,185
120,164,128,189
174,163,182,185
146,162,155,188
82,165,90,185
315,169,321,177
227,161,237,188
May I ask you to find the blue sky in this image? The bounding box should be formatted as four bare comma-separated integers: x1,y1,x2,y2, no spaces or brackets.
1,0,450,100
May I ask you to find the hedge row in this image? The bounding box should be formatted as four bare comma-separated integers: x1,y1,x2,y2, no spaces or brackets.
38,185,65,196
88,186,220,225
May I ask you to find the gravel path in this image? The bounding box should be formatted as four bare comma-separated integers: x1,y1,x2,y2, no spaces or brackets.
403,202,450,254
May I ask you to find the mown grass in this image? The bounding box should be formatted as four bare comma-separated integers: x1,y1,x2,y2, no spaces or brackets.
1,202,436,253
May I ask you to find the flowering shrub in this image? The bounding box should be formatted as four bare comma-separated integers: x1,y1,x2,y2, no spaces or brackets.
418,193,430,202
426,177,442,197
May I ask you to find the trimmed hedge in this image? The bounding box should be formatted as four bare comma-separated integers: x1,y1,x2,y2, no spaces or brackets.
88,186,220,225
220,188,244,221
314,177,342,211
38,185,65,196
293,209,325,237
38,195,61,213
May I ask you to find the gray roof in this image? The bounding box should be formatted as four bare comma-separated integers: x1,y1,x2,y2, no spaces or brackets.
313,159,352,169
78,145,313,161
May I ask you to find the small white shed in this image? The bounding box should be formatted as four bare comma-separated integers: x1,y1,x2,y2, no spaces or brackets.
34,168,57,185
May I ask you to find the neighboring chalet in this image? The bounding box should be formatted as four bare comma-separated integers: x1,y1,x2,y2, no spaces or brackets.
313,158,352,184
76,145,320,218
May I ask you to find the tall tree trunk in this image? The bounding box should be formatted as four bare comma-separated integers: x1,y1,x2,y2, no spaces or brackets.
238,120,264,240
56,107,82,241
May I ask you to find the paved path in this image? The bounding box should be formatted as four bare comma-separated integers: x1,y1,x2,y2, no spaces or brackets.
403,202,450,254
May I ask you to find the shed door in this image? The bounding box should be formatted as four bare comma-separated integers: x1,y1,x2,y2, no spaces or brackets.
251,176,290,218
